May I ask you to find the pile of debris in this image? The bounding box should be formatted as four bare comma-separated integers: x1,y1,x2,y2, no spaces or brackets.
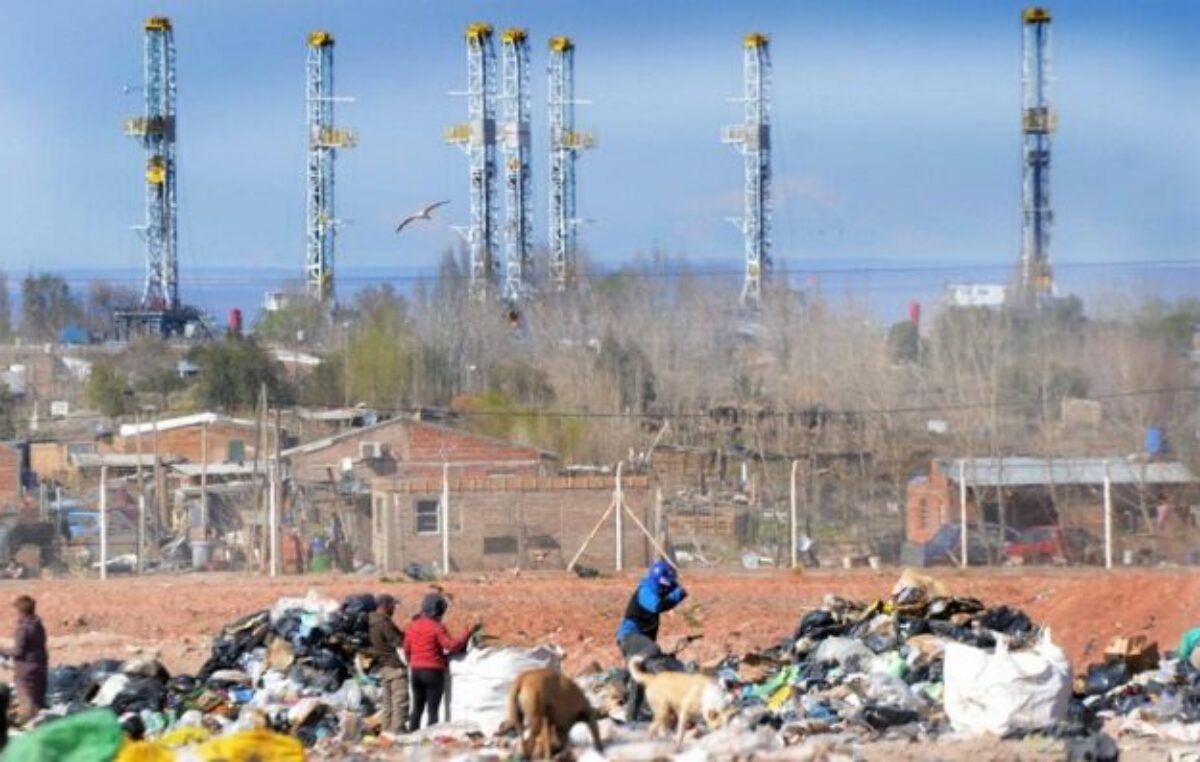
9,573,1200,759
8,591,392,759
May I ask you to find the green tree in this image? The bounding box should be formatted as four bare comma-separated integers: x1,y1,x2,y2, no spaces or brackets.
253,293,328,346
134,368,188,409
189,336,293,412
84,361,131,418
21,273,81,342
345,309,413,407
887,321,921,364
1136,298,1200,352
298,355,345,407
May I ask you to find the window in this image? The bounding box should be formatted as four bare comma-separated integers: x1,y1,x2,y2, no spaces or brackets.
918,498,929,528
415,499,441,535
483,536,519,555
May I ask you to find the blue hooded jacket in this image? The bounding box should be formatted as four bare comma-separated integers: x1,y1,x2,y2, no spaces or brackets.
616,564,687,642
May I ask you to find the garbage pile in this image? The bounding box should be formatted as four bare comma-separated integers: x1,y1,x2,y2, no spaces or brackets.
8,573,1200,759
573,569,1197,756
9,591,388,760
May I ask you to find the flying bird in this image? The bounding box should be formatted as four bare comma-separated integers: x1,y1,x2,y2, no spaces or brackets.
395,200,450,233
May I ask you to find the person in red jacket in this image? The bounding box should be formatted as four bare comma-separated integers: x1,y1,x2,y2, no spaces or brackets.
403,593,478,730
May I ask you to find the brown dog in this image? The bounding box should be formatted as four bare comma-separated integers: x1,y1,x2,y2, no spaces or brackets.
498,667,603,759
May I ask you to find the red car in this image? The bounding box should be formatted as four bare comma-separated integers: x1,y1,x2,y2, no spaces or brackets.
1003,526,1101,565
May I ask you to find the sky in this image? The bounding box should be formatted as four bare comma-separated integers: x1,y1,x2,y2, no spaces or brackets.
0,1,1197,310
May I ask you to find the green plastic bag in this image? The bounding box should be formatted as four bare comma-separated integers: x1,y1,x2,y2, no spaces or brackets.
1179,625,1200,663
2,709,124,762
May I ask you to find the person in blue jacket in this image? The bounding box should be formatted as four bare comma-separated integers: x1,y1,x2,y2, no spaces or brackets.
615,560,687,722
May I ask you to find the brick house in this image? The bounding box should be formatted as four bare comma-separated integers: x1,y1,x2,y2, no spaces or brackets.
371,474,653,573
284,417,555,488
113,413,259,464
906,457,1199,545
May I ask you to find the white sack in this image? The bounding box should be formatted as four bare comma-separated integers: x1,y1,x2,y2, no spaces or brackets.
943,629,1071,736
447,645,561,734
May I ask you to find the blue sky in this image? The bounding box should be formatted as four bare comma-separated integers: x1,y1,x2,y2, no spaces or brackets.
1,1,1197,297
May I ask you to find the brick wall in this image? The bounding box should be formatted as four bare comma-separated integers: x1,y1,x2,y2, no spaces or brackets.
906,461,979,543
114,423,257,463
0,444,20,508
372,475,653,573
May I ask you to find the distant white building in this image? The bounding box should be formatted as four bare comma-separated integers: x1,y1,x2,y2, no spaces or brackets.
946,283,1007,309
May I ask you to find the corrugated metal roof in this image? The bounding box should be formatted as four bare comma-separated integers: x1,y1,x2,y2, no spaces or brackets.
70,453,176,469
118,412,255,437
936,457,1197,487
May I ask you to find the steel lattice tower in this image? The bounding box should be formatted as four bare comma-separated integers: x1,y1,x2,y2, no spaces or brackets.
722,33,772,312
306,31,356,304
1017,8,1055,304
123,17,178,312
500,29,532,305
548,36,594,293
447,23,499,301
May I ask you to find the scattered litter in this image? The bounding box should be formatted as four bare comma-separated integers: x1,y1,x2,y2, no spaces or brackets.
14,574,1200,759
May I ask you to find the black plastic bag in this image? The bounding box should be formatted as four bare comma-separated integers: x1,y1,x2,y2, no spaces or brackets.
976,606,1033,638
47,665,87,705
111,677,168,715
1082,661,1129,696
858,704,919,731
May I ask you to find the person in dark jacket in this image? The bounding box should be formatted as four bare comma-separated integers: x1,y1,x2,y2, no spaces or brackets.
0,595,47,724
615,560,686,722
367,594,408,736
403,593,478,730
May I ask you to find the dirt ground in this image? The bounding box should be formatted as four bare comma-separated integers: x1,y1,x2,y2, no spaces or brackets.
0,566,1196,680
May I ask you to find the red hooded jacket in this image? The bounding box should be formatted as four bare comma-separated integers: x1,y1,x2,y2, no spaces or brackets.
403,616,471,671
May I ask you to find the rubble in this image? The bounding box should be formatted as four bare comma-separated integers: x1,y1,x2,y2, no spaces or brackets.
7,572,1200,759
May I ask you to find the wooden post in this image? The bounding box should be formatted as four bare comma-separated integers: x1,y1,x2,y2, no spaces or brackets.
790,459,799,569
614,462,624,572
99,465,108,581
1104,460,1113,569
441,463,450,576
958,459,968,569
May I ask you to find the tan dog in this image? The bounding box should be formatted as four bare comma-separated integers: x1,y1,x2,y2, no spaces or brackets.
628,657,732,748
498,667,603,759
